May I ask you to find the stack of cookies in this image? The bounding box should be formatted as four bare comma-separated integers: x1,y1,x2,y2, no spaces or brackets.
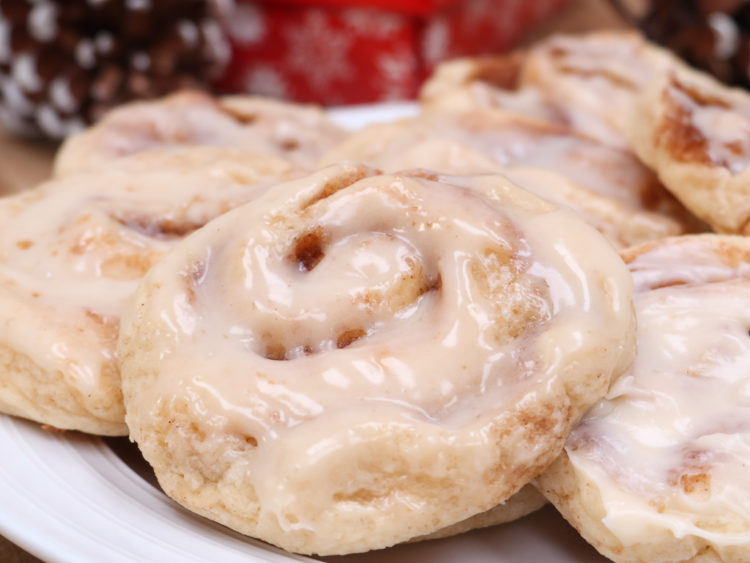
1,29,749,563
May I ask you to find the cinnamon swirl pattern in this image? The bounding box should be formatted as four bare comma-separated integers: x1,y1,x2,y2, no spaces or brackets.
537,234,750,563
0,148,296,435
118,164,636,555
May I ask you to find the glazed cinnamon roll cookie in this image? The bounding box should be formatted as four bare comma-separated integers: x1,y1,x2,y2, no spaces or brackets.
0,148,296,435
118,163,636,555
421,31,691,149
536,234,750,563
630,71,750,235
53,90,346,176
319,111,698,243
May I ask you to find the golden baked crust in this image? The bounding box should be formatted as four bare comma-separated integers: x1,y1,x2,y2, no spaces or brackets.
415,484,547,542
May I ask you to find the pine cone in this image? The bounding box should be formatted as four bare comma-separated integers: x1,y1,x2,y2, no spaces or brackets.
611,0,750,90
0,0,232,138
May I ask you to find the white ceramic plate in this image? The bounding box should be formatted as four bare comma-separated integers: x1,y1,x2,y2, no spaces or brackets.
0,103,608,563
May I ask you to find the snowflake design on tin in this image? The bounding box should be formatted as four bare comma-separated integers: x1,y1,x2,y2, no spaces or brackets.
228,3,267,45
244,66,289,99
284,10,354,95
341,7,401,38
422,16,451,67
377,47,417,101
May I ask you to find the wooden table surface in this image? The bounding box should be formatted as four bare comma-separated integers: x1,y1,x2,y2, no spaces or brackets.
0,131,56,195
0,0,624,560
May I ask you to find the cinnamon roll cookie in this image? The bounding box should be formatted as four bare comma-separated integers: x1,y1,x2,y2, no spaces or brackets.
53,91,346,176
537,234,750,563
319,111,697,246
0,148,296,435
630,71,750,235
421,31,690,149
420,52,625,149
118,163,636,555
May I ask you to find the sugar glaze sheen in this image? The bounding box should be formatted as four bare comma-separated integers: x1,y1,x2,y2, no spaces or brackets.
118,164,636,556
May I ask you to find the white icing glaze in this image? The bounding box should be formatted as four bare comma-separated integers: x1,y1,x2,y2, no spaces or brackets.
565,236,750,549
319,112,659,211
0,148,294,431
628,236,750,292
121,165,635,553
